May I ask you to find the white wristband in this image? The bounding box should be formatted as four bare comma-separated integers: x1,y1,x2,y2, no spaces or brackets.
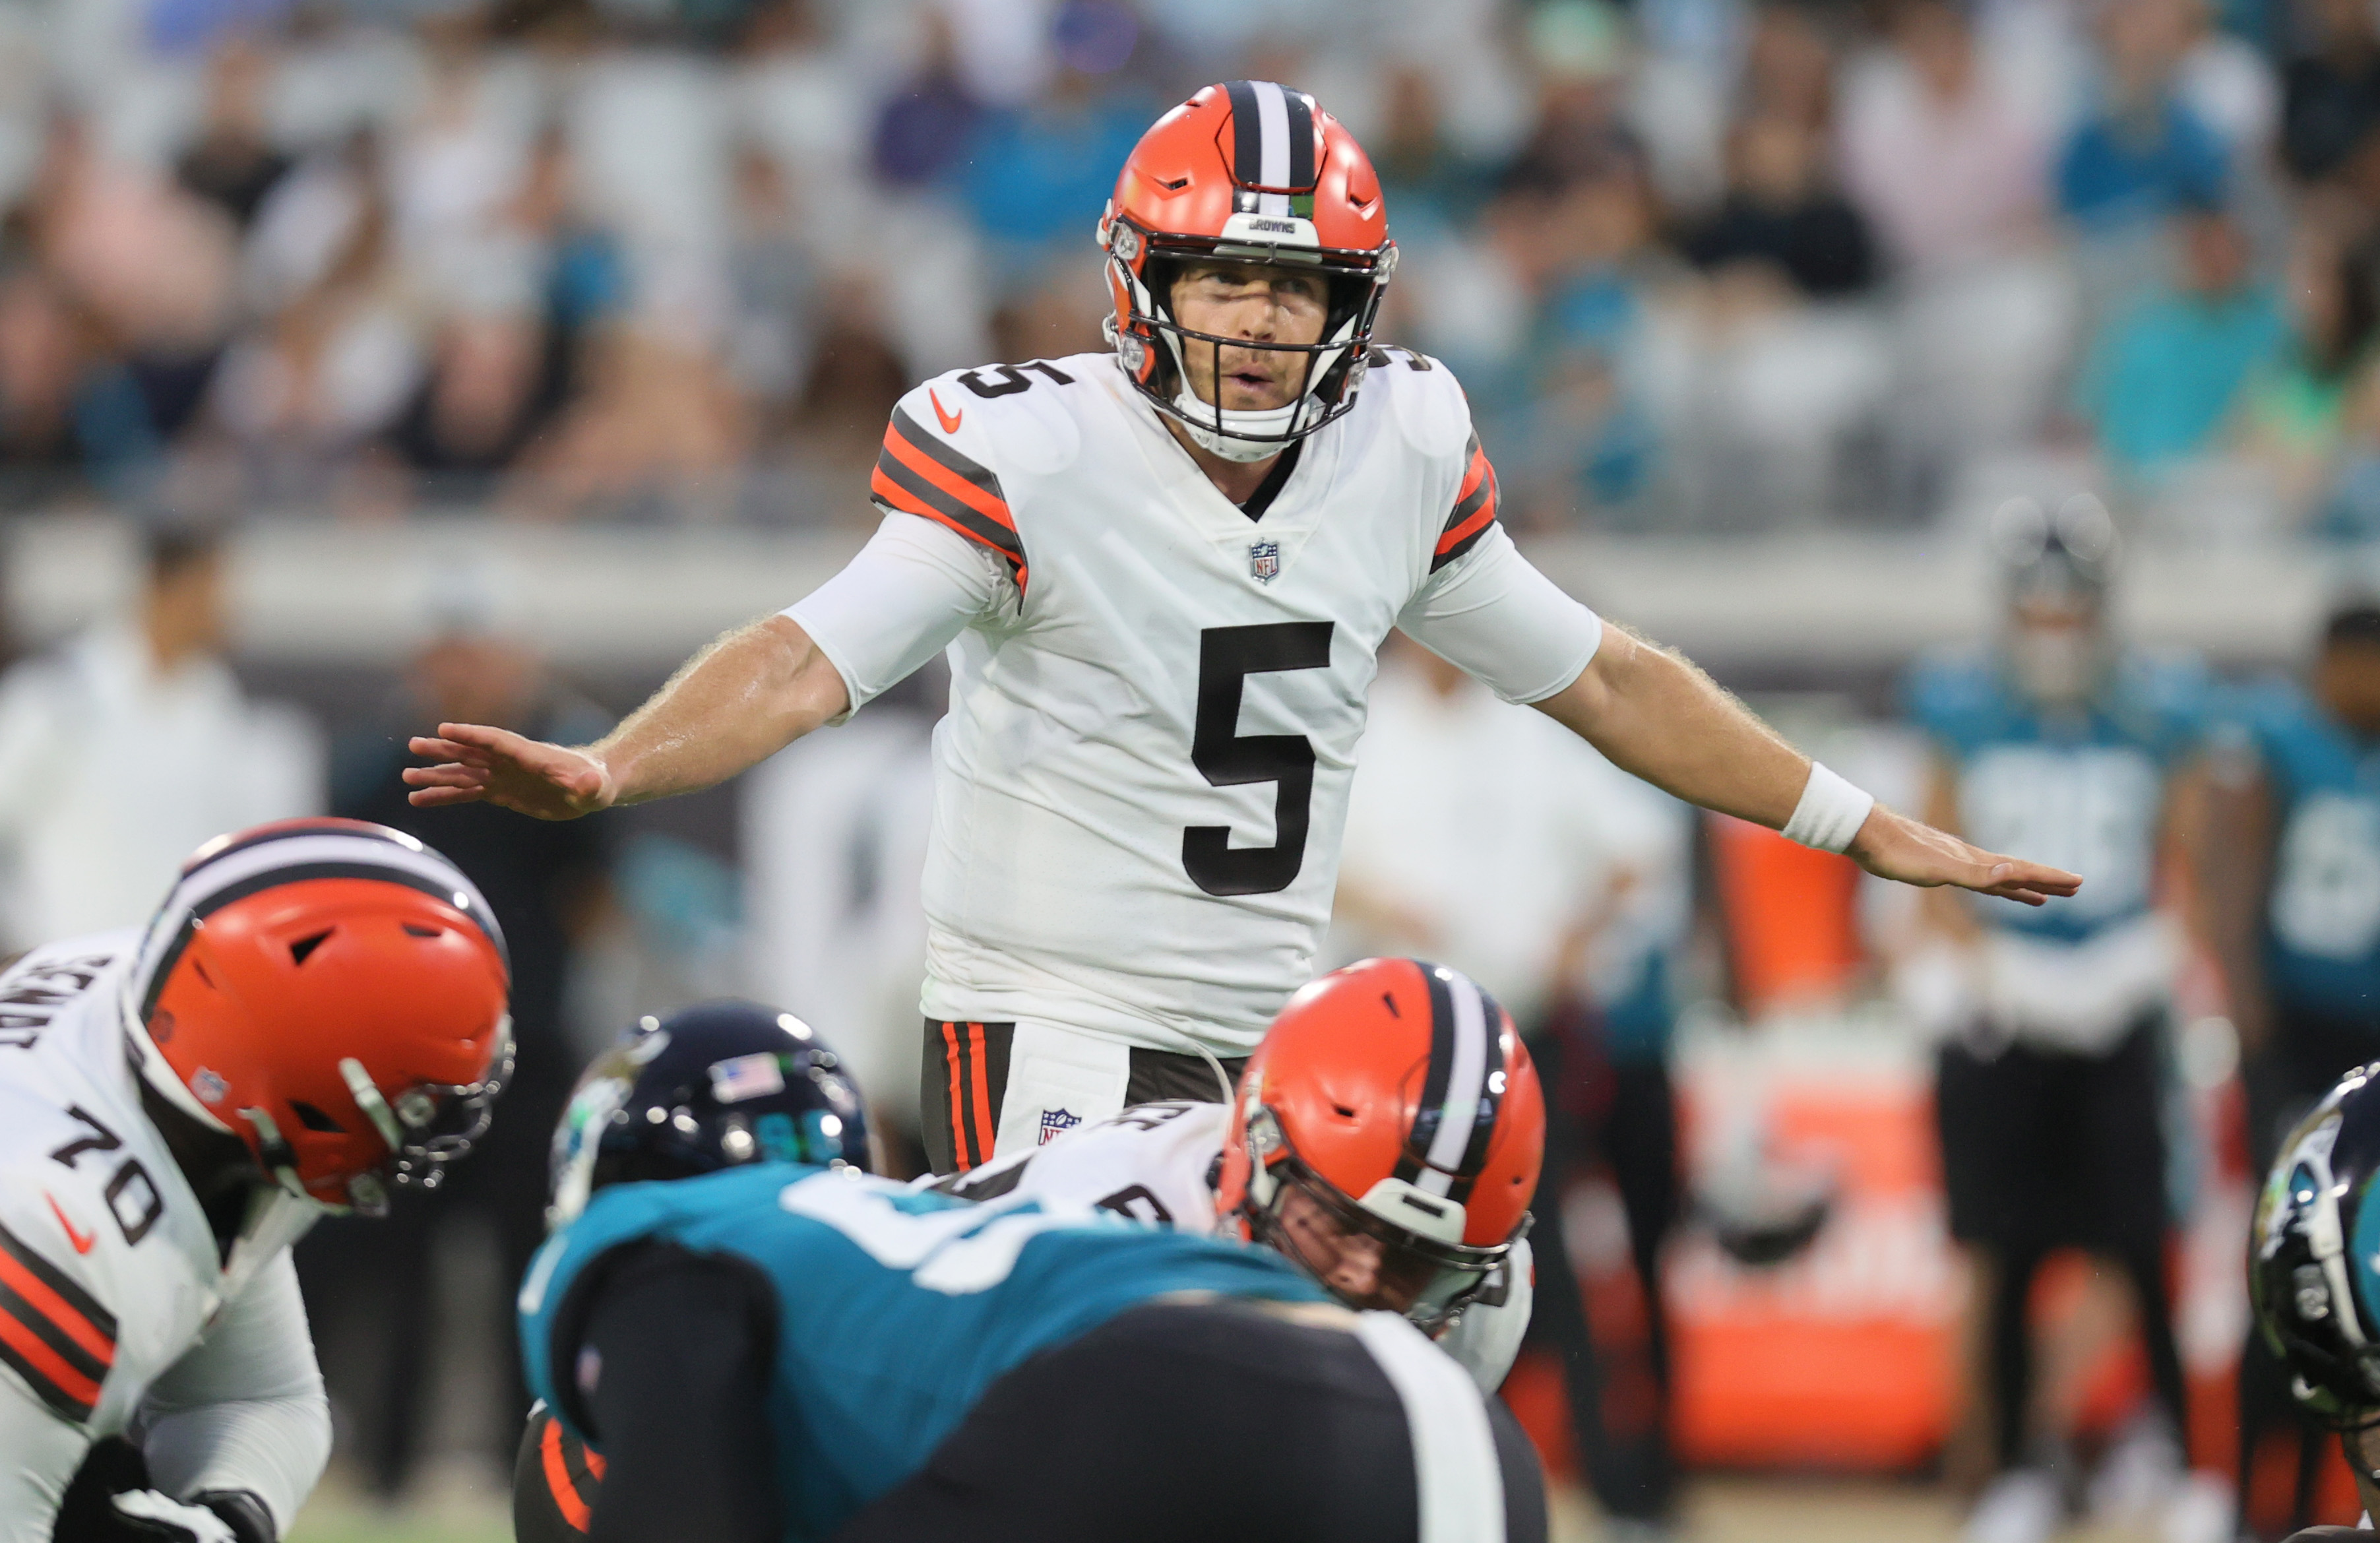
1781,761,1875,854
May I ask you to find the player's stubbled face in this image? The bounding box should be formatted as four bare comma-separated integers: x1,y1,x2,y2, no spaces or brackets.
1168,261,1330,412
1273,1181,1438,1315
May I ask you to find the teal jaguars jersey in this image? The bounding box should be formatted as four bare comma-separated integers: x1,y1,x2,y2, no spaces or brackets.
2234,677,2380,1024
517,1164,1325,1542
1906,648,2209,943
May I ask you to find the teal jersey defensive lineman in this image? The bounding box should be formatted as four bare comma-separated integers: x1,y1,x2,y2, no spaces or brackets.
517,1162,1326,1542
2229,676,2380,1024
1906,647,2209,943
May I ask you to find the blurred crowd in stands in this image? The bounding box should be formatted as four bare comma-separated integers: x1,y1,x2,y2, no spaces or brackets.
3,0,2380,533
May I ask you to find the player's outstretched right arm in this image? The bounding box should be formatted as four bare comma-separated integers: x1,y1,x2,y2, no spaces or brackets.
405,615,846,818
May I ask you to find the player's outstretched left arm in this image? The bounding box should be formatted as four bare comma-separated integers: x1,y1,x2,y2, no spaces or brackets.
1534,621,2082,906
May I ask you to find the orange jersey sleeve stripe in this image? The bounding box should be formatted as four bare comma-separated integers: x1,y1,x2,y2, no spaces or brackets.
0,1302,102,1420
0,1232,113,1368
881,422,1015,536
540,1410,594,1532
1432,435,1499,571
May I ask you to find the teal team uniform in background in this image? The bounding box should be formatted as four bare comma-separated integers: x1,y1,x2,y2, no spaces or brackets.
517,1163,1327,1542
1906,648,2210,943
2228,677,2380,1027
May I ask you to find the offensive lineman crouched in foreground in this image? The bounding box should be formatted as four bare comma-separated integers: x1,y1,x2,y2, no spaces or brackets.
0,819,511,1543
939,956,1542,1392
514,1001,1544,1543
407,81,2081,1171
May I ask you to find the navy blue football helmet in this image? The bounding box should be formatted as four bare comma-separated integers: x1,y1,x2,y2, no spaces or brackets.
547,999,873,1227
2252,1061,2380,1428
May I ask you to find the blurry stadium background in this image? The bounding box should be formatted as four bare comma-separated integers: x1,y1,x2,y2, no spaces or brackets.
0,0,2363,1535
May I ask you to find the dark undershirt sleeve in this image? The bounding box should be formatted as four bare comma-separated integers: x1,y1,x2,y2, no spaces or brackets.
572,1245,782,1543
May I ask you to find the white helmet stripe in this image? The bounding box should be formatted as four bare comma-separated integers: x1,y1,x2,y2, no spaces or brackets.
1420,970,1490,1186
1250,80,1293,217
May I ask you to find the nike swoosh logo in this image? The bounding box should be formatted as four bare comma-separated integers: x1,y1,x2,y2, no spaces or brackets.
929,389,963,435
46,1193,95,1255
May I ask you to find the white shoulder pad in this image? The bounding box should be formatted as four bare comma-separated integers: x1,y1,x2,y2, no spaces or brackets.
942,1100,1231,1234
1373,346,1474,463
892,357,1092,482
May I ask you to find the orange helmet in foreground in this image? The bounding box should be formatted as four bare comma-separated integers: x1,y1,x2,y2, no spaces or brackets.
1098,80,1396,461
1218,957,1544,1331
127,818,513,1214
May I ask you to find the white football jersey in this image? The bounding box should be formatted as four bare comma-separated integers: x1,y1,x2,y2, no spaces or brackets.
791,349,1602,1055
934,1099,1533,1393
0,933,321,1536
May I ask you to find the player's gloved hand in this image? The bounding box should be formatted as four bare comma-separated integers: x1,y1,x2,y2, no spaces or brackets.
103,1491,268,1543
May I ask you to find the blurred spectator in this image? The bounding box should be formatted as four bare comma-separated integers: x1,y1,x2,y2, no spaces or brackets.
509,322,752,520
1740,2,1839,133
384,309,553,495
304,615,610,1497
0,524,322,947
1505,0,1652,199
959,9,1148,286
1370,65,1495,232
2280,0,2380,184
27,115,239,475
0,268,94,497
871,9,987,189
1842,0,2073,501
210,127,422,503
1336,636,1695,1532
1838,0,2048,275
724,141,819,424
1683,112,1876,299
175,38,292,232
2073,201,2285,478
2057,0,2229,234
2233,220,2377,511
2205,602,2380,1536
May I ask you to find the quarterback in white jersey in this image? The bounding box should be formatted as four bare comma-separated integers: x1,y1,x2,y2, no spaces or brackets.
407,81,2081,1173
0,821,511,1543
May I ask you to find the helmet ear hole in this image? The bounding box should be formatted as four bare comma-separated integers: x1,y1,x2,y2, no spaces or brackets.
289,930,334,965
402,924,443,939
1331,1102,1358,1119
288,1100,345,1133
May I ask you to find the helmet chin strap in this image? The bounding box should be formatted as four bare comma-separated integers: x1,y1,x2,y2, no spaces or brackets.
1171,384,1305,462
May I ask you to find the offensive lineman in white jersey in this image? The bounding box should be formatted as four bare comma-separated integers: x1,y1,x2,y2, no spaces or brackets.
935,957,1542,1394
404,80,2080,1174
0,819,511,1543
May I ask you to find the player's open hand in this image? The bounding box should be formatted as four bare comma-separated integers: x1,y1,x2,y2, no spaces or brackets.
402,723,613,820
1844,803,2081,907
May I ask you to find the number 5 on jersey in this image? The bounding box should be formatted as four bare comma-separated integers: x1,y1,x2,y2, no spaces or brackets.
1185,623,1334,897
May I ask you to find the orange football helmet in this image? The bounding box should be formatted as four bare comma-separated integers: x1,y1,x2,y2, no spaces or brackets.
1218,957,1544,1331
1098,80,1396,461
125,818,513,1214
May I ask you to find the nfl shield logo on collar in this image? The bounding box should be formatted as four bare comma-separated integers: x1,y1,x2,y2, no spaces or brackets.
1038,1107,1082,1145
1249,541,1281,583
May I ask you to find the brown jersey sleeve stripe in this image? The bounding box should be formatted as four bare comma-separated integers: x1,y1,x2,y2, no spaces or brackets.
1431,434,1499,573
